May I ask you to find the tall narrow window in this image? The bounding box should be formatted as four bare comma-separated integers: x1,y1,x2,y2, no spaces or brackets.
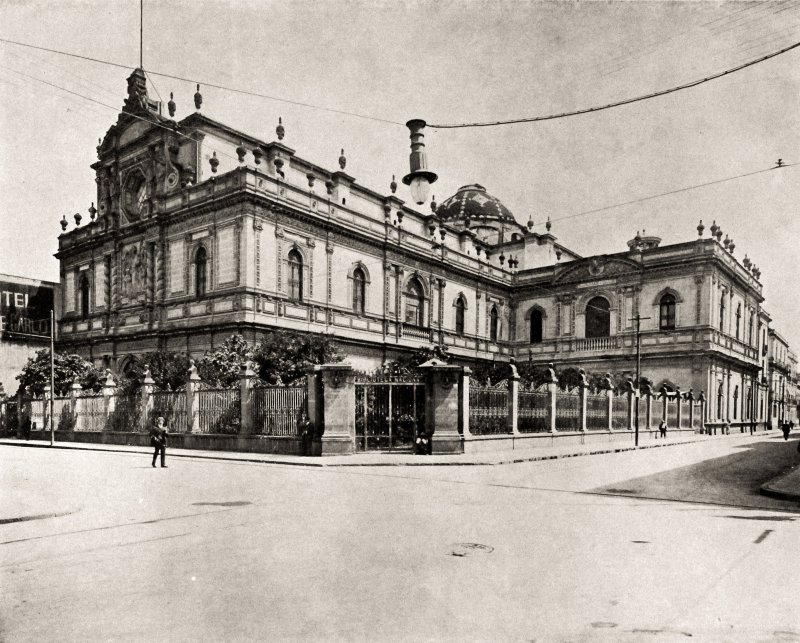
352,266,366,314
719,294,725,332
288,249,303,301
748,312,754,346
732,386,739,419
735,303,741,339
79,275,90,320
455,296,466,336
717,382,724,420
404,278,425,327
585,296,610,338
195,247,207,298
659,294,676,330
530,309,543,343
490,305,499,342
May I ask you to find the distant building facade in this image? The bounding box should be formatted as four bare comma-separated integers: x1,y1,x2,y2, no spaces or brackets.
0,273,58,394
55,69,790,429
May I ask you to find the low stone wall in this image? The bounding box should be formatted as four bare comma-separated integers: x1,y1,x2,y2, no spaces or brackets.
462,428,701,454
28,430,304,455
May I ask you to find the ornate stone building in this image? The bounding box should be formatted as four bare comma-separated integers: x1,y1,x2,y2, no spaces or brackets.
56,69,785,428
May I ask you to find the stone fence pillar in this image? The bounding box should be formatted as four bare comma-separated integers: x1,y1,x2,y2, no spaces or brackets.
642,384,653,433
686,388,695,431
546,363,558,434
317,363,355,455
239,362,256,435
140,367,155,432
102,370,116,430
699,391,707,433
419,358,464,454
602,374,614,431
624,377,635,431
70,381,83,431
675,386,683,429
461,367,472,438
507,361,520,436
578,369,589,432
186,361,201,433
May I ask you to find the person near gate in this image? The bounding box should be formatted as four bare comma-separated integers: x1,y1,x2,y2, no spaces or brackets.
150,416,168,468
658,420,667,439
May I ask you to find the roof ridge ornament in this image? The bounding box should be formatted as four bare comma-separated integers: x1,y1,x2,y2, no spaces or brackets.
194,84,202,111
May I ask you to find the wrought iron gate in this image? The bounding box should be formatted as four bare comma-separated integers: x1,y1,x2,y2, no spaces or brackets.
354,375,425,451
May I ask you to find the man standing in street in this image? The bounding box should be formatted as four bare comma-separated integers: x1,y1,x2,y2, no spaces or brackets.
150,416,168,468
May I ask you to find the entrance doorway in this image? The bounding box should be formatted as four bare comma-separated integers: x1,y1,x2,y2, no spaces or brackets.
354,375,425,451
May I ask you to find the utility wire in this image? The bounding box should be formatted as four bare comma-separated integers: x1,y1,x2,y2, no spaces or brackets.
0,36,404,127
544,163,794,228
428,40,800,129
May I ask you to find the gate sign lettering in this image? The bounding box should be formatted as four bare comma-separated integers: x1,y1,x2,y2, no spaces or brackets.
0,280,54,340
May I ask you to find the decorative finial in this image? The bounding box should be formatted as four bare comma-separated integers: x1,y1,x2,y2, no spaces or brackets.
546,216,551,232
307,173,315,188
252,147,263,165
743,254,751,268
430,195,437,213
88,202,97,221
499,252,505,266
274,157,284,178
439,226,446,242
390,175,397,194
235,142,246,163
710,220,718,236
723,234,730,249
729,239,735,254
60,214,68,231
776,158,784,168
556,249,562,261
325,179,334,195
209,151,219,173
715,227,723,242
194,84,202,110
74,212,82,226
635,230,642,243
697,219,704,236
338,148,346,170
276,116,285,141
167,92,176,118
527,217,533,230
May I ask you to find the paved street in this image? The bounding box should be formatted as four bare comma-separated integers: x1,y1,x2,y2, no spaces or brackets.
2,434,800,642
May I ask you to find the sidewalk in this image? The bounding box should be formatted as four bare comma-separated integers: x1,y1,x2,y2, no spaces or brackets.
0,431,766,468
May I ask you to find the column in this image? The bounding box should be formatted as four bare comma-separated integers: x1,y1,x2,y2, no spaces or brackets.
507,364,520,436
186,361,201,433
546,363,558,434
239,362,256,435
140,368,155,432
317,363,356,455
675,386,683,430
461,367,472,438
102,370,117,431
70,381,83,431
419,359,464,454
578,369,589,433
687,388,695,431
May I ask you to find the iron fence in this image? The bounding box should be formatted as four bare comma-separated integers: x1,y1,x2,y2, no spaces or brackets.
79,395,106,432
587,393,608,431
518,385,549,433
151,390,188,433
251,386,307,436
196,387,240,434
469,382,508,435
108,393,141,432
555,389,580,431
612,394,628,430
355,375,425,450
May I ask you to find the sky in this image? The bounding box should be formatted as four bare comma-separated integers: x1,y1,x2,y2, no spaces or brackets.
1,0,798,347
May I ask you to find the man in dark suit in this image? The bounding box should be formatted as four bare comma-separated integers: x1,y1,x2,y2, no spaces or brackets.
150,416,168,468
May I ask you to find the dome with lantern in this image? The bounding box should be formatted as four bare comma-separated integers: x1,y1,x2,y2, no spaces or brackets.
435,184,521,245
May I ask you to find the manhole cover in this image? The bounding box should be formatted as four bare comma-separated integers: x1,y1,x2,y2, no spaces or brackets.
450,542,494,557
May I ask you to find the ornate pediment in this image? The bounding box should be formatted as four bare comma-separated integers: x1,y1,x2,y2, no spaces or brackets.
553,255,641,284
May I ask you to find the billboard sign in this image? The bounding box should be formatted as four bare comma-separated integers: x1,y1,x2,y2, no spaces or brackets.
0,280,54,341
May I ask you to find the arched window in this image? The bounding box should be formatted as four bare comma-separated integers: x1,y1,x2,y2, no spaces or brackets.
288,249,303,301
194,247,207,298
490,305,499,342
404,278,425,327
659,294,676,330
79,275,90,320
748,312,754,346
585,296,610,338
717,382,724,420
530,309,543,343
719,294,726,332
352,266,366,315
455,296,466,336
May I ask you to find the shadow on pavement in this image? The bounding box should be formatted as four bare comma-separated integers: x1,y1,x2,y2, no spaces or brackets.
590,437,800,512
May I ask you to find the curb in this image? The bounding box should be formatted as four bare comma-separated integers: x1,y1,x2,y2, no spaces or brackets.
760,464,800,502
0,432,764,468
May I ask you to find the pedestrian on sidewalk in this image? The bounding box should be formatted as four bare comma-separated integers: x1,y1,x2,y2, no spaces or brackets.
150,416,168,468
659,420,667,439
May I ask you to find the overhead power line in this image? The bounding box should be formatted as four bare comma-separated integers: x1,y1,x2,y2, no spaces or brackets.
546,163,794,227
0,36,404,127
428,40,800,129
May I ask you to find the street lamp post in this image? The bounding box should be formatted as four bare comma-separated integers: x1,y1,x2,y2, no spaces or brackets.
49,309,55,446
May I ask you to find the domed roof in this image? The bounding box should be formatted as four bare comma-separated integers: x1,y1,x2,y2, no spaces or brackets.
436,184,517,224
